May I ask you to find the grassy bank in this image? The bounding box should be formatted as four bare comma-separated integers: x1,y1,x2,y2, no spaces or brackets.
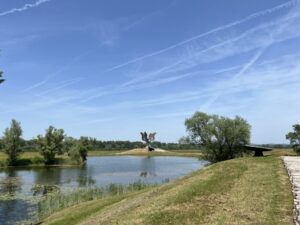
42,154,293,225
116,149,202,157
37,182,152,222
0,150,202,168
0,148,293,168
0,152,81,168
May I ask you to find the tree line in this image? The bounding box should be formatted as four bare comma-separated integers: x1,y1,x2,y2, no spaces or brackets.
0,119,92,166
1,112,298,166
0,135,199,153
0,119,199,166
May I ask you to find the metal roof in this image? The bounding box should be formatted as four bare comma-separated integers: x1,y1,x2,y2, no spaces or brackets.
244,145,272,151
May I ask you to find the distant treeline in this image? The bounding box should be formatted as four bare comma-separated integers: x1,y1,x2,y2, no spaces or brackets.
260,144,292,149
0,138,200,152
0,138,291,152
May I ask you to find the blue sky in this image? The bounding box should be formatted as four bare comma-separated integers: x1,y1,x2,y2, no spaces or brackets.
0,0,300,143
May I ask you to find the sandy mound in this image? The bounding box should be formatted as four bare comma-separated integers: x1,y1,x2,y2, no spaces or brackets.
118,148,168,155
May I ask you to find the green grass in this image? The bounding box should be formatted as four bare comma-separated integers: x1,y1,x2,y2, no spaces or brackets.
42,191,149,225
41,153,293,225
0,148,294,168
89,149,202,157
88,150,123,156
0,151,43,167
264,148,296,156
0,150,202,168
0,152,81,168
37,182,151,223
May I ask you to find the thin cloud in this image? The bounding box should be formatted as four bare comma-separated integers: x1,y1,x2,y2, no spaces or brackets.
122,5,300,87
22,79,49,93
78,4,300,104
22,48,95,93
201,5,298,109
202,47,267,109
0,0,51,17
37,78,83,96
121,13,298,88
103,0,299,73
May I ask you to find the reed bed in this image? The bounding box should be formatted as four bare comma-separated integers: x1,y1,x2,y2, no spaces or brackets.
36,182,151,222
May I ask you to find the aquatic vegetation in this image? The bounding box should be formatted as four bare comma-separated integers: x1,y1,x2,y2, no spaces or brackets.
36,181,152,222
0,176,22,197
31,184,60,196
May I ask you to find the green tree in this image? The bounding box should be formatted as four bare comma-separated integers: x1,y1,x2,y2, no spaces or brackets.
0,71,4,84
62,136,76,154
2,119,23,165
185,112,251,162
286,124,300,155
37,126,65,164
69,137,92,163
178,136,191,145
77,137,92,161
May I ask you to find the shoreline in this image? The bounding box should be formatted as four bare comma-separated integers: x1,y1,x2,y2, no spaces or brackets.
0,150,202,169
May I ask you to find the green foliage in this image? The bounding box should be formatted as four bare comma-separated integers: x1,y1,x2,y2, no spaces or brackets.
62,136,76,154
178,136,191,145
185,112,251,162
4,139,199,152
37,181,151,222
69,136,93,164
286,124,300,155
37,126,65,164
20,138,38,151
2,119,23,165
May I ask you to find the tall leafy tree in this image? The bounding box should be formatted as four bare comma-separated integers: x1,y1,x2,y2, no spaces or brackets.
185,112,251,162
2,119,23,165
62,136,76,154
77,137,93,161
37,126,65,164
69,137,92,164
286,124,300,155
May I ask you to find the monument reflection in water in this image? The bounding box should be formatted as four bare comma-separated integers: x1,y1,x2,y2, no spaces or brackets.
0,156,207,225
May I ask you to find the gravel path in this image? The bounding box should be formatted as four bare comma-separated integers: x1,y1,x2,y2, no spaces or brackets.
283,156,300,225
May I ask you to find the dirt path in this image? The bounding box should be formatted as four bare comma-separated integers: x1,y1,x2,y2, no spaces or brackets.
283,156,300,225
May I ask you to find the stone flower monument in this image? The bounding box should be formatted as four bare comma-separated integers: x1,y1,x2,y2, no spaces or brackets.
140,132,156,151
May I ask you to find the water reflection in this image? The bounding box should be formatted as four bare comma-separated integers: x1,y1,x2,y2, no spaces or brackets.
77,165,96,187
0,156,207,225
0,169,22,196
0,199,33,225
34,167,62,185
31,184,60,196
139,156,156,178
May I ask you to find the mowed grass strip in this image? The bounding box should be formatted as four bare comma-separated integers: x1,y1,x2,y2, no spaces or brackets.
42,156,293,225
41,190,151,225
110,157,293,225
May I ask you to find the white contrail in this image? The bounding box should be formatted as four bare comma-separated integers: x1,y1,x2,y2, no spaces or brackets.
121,19,278,87
103,0,299,73
22,78,49,93
0,0,51,17
201,47,268,109
37,78,83,96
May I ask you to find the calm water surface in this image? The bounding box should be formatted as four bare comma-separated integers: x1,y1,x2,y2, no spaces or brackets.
0,156,207,225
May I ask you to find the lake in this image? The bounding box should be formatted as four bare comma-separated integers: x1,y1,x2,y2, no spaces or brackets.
0,156,208,225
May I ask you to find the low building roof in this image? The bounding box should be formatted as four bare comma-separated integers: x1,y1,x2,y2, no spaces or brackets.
244,145,272,151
